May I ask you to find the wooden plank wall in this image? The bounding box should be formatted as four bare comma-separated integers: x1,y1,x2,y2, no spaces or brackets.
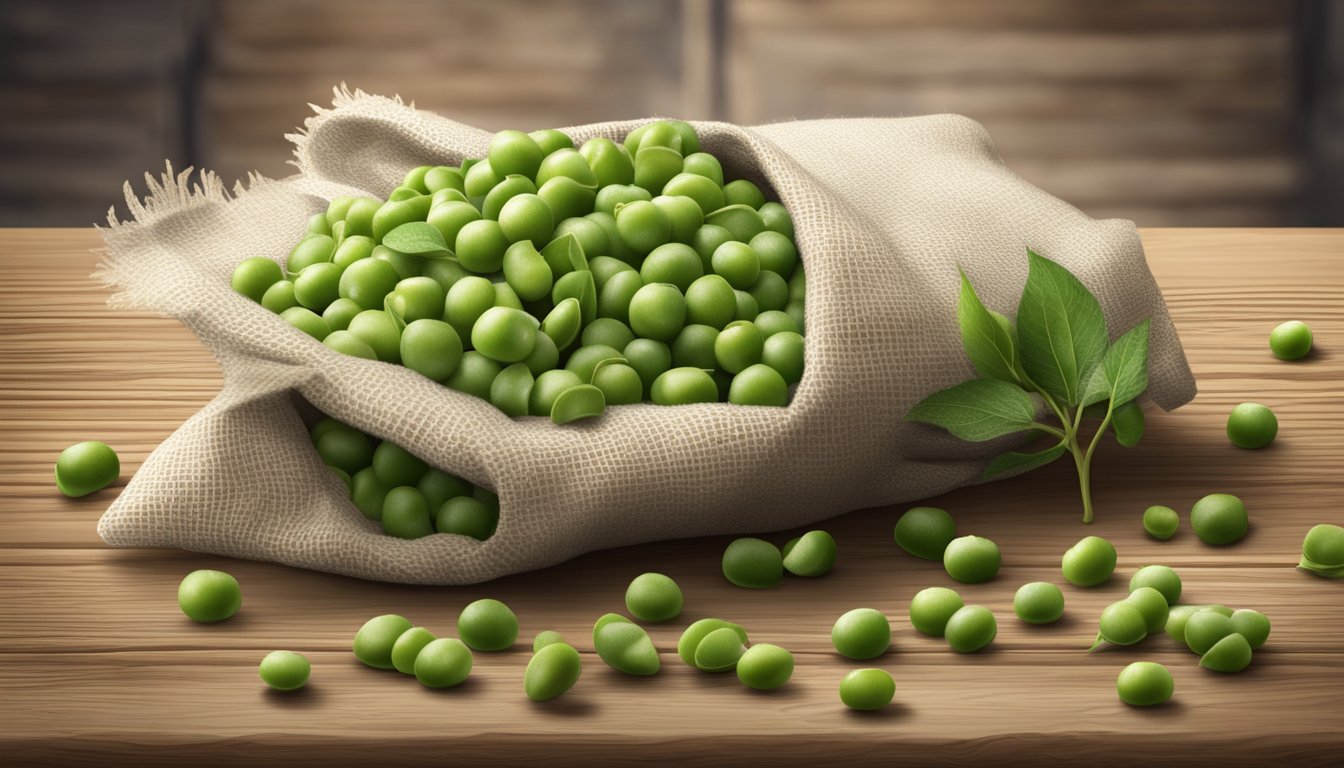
0,0,1320,227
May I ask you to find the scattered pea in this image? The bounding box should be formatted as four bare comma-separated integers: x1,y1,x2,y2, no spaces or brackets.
1183,609,1235,655
721,537,783,588
1200,632,1252,673
177,569,242,623
839,668,895,711
1061,535,1117,587
781,530,836,577
1269,320,1312,360
1091,601,1147,650
353,614,413,669
736,643,794,690
944,605,997,653
1129,565,1182,606
1226,403,1277,449
592,614,659,675
54,440,120,497
894,506,957,560
457,599,519,651
1142,505,1180,540
1116,661,1173,706
694,627,748,671
414,637,474,688
1229,609,1271,649
390,626,437,675
525,641,582,701
1124,586,1170,634
1299,523,1344,577
943,535,1001,584
908,586,965,636
831,608,891,660
678,619,748,667
1190,493,1248,545
258,651,311,691
1013,582,1065,625
624,572,684,622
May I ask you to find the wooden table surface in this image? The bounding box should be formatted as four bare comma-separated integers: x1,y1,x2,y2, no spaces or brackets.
1,228,1341,767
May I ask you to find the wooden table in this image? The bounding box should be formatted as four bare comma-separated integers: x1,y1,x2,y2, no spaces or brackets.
1,228,1341,766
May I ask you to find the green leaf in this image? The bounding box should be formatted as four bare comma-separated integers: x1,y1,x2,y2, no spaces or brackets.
1016,249,1108,406
957,271,1020,384
906,378,1038,442
981,443,1067,480
1082,319,1151,407
381,221,451,256
989,310,1031,382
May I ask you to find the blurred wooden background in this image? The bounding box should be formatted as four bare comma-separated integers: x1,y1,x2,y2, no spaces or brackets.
3,0,1339,227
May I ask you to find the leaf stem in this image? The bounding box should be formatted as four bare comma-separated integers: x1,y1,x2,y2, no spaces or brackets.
1029,422,1067,440
1072,400,1115,524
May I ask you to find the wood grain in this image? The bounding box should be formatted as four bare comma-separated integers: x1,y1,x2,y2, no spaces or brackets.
0,228,1342,766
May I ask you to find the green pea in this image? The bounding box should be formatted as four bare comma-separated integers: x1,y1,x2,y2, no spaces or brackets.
338,257,400,310
705,204,767,243
1142,505,1179,540
634,146,684,194
893,506,957,560
760,330,805,386
390,626,437,675
591,362,644,405
1061,535,1117,586
387,185,423,203
623,339,671,396
471,306,538,363
372,244,422,281
177,569,242,623
464,158,500,200
1164,604,1203,642
596,184,653,216
1116,661,1172,706
831,608,891,659
628,283,686,342
478,175,536,222
258,651,311,691
322,297,363,332
537,176,596,223
736,643,793,690
1269,320,1312,360
758,201,794,239
342,197,381,238
315,425,373,474
564,344,625,382
943,535,1001,584
723,179,766,209
620,572,684,624
652,367,718,405
691,224,734,273
1200,632,1252,673
532,630,566,652
351,467,388,520
325,329,377,358
436,495,497,540
387,276,445,323
414,637,474,688
1124,586,1169,634
678,619,749,666
662,172,725,216
527,369,583,416
1190,493,1248,545
551,383,605,424
489,362,534,417
711,241,760,290
641,243,703,291
908,586,964,636
839,668,895,711
525,641,583,701
555,217,610,260
325,196,356,227
1229,609,1271,649
580,137,635,187
671,324,719,369
597,270,643,325
682,273,736,330
1184,609,1235,654
455,219,510,274
1129,565,1182,606
530,128,574,155
424,165,465,194
733,289,760,321
1092,601,1146,649
411,464,463,507
54,440,120,497
399,318,463,382
457,598,518,651
536,148,598,188
682,152,724,185
715,321,764,374
748,231,798,278
347,309,402,363
754,309,799,339
353,614,413,669
381,486,433,539
332,235,375,269
748,270,789,312
592,615,659,676
729,364,788,406
371,196,432,242
1300,523,1344,577
579,318,634,351
1226,402,1277,449
498,193,554,246
651,195,704,244
1013,582,1065,625
427,200,482,246
488,129,545,179
522,330,560,376
232,257,283,302
292,263,342,312
287,234,335,274
782,530,836,577
445,351,502,400
721,537,783,588
282,307,330,340
261,279,299,314
694,627,746,672
552,269,598,326
615,200,671,255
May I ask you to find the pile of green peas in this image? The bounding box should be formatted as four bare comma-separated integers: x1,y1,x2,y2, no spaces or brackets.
308,414,497,541
231,121,807,424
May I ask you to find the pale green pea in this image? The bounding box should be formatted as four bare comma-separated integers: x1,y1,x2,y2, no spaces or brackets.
533,630,566,652
528,369,584,416
1092,601,1147,650
1013,582,1065,625
682,152,724,185
592,362,644,404
424,165,465,194
1143,505,1180,540
582,318,636,351
596,184,653,216
1200,632,1253,672
580,137,635,187
353,614,413,669
498,193,554,246
550,384,606,424
1184,609,1235,655
943,535,1001,584
552,269,597,326
325,196,356,227
457,598,518,651
1226,403,1277,449
488,129,544,178
480,174,537,221
634,146,684,195
538,176,597,222
390,627,437,675
525,641,583,701
641,242,704,291
1062,535,1117,587
624,573,683,622
347,309,402,363
338,257,400,310
623,339,671,396
1269,320,1313,360
685,274,736,329
258,650,310,691
1300,523,1344,577
694,627,746,672
1116,661,1173,706
261,279,299,314
399,318,463,382
471,306,538,363
554,217,610,260
1229,609,1271,649
712,241,760,290
281,307,330,340
615,199,671,255
662,172,725,216
1124,586,1169,634
1129,565,1182,605
341,197,381,238
749,230,798,277
831,608,891,659
839,669,895,711
371,196,432,242
945,605,997,653
414,638,474,688
723,179,766,209
463,158,500,200
536,148,598,188
178,569,242,623
909,586,964,636
737,643,793,690
758,201,794,238
597,270,644,325
651,194,703,244
678,619,748,666
593,616,660,676
522,330,560,376
754,309,799,339
372,244,421,281
530,128,574,155
427,200,482,246
722,537,783,588
540,297,583,350
287,234,335,274
455,219,511,274
232,257,283,303
782,530,835,577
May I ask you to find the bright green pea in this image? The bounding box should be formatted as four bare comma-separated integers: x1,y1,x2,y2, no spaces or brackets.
582,318,636,351
723,179,766,209
430,188,469,207
258,650,310,691
564,344,626,381
711,241,760,290
178,569,242,623
678,619,748,666
691,224,734,272
662,172,725,216
624,339,671,396
1143,505,1179,540
1226,610,1271,651
371,196,432,243
705,204,766,243
839,668,895,711
722,537,783,588
455,219,510,274
537,148,598,188
593,615,660,675
537,176,596,222
758,201,794,239
347,309,402,363
281,306,330,340
1124,587,1169,634
325,328,378,359
390,627,437,675
588,257,635,293
322,297,363,332
54,440,119,497
315,425,373,474
325,196,356,227
684,274,736,329
1184,609,1235,654
729,364,788,406
381,486,433,539
628,283,687,342
445,351,502,400
1190,493,1248,545
446,276,501,340
530,128,574,155
596,184,652,216
671,324,719,369
332,236,375,270
651,195,703,244
551,383,606,424
293,262,342,312
592,362,644,405
909,586,964,636
1092,601,1147,649
651,367,718,405
471,306,538,363
782,530,835,577
387,185,424,203
580,137,635,187
351,467,388,520
399,319,463,382
943,535,1001,583
525,641,583,701
498,193,554,246
436,495,497,540
682,152,724,185
748,270,789,312
1013,582,1065,625
425,165,465,194
615,200,671,255
586,210,635,264
232,257,283,302
1116,661,1172,706
1061,535,1117,586
529,369,584,416
480,175,537,222
1226,403,1277,449
401,166,432,193
488,129,544,179
736,643,793,690
342,197,382,238
338,257,400,310
533,630,566,652
733,289,759,321
1129,565,1182,606
714,321,764,373
694,627,746,672
597,270,644,325
287,234,335,274
634,146,684,195
557,218,611,262
261,279,299,314
641,243,703,291
625,572,684,623
832,608,891,659
414,637,474,688
457,598,518,651
464,158,500,199
372,244,423,281
945,605,997,653
754,309,799,339
1200,632,1252,672
540,232,588,278
353,614,414,669
749,230,798,277
1269,320,1312,360
385,276,443,323
1164,604,1203,642
427,200,482,246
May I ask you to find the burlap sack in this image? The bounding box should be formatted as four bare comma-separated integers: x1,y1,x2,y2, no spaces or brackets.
95,87,1196,584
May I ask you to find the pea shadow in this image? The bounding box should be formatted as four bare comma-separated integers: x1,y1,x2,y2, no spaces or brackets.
843,700,911,721
262,683,326,707
1123,697,1186,717
529,695,599,716
418,674,486,697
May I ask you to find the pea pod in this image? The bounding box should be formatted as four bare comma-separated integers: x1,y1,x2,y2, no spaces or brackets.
551,384,606,425
552,269,597,326
541,232,589,277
